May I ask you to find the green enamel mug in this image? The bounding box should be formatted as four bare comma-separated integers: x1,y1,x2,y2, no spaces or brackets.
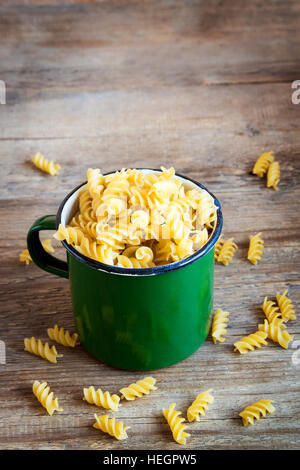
27,169,222,371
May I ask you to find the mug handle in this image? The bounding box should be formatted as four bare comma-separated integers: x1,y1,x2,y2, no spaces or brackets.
27,215,69,279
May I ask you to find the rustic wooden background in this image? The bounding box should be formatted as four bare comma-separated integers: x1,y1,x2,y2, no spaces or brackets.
0,0,299,450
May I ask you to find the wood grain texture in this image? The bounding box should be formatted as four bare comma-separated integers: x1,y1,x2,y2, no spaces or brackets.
0,0,300,450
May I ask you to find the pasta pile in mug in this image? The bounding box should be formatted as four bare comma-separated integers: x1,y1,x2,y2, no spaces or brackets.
54,167,217,268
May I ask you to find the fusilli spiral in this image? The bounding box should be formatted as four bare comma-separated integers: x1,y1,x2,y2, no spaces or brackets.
32,380,63,415
20,249,32,265
276,289,296,321
267,161,280,190
217,238,238,266
70,214,98,240
24,337,63,363
195,191,217,228
87,168,104,198
153,240,179,265
20,239,54,264
32,152,61,176
258,319,293,349
131,209,150,229
135,246,155,267
187,389,214,422
239,399,275,426
191,228,209,251
120,376,157,400
163,403,190,445
74,238,118,265
261,296,281,323
78,190,96,222
247,232,264,265
212,309,230,344
54,225,87,246
93,414,129,440
83,386,120,411
116,254,142,268
233,331,268,354
252,151,274,178
47,324,80,348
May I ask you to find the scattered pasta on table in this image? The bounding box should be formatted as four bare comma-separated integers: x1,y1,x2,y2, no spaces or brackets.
239,399,275,426
32,152,61,176
258,318,293,349
276,289,296,321
47,324,80,348
247,232,264,265
234,331,268,354
187,389,214,422
20,239,54,264
24,337,63,364
211,309,230,344
261,296,281,323
93,414,130,440
252,152,274,178
216,237,238,265
163,403,190,445
83,386,121,411
120,376,157,401
267,161,280,190
32,380,63,416
252,151,280,190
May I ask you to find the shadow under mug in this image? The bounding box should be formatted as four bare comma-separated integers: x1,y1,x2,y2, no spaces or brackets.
27,169,223,371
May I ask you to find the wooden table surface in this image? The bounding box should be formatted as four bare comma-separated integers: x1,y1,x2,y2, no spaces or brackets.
1,0,300,450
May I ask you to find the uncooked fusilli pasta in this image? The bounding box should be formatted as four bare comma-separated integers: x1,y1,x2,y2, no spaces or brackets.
87,168,104,197
163,403,190,445
78,190,95,222
247,232,264,265
216,238,238,266
233,331,268,354
261,296,281,323
267,161,280,190
54,167,217,268
20,239,54,264
187,389,214,422
93,414,129,440
47,324,80,348
252,151,274,178
70,215,98,240
83,386,121,411
258,319,293,349
120,376,157,400
211,309,230,344
116,254,143,268
32,152,61,176
20,249,33,265
239,399,275,426
195,191,217,228
276,289,296,321
32,380,63,415
54,225,87,246
24,337,63,363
